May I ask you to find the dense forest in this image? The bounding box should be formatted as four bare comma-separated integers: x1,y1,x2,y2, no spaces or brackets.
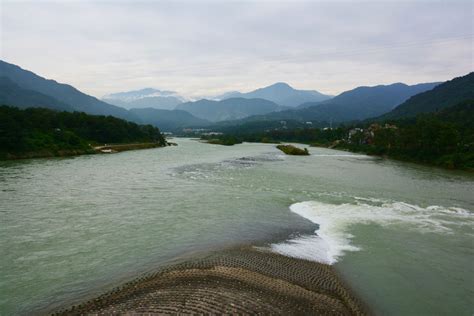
0,106,166,159
203,100,474,170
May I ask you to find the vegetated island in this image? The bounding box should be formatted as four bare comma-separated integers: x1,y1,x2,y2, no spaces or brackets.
0,105,168,160
52,247,367,315
200,134,243,146
276,144,309,155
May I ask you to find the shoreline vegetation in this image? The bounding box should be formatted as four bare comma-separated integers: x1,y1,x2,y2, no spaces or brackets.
52,247,367,315
0,105,169,160
199,100,474,171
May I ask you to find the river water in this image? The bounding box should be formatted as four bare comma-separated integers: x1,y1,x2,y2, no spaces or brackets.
1,138,473,315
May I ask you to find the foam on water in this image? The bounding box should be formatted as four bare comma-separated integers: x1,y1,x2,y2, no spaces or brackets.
270,199,473,265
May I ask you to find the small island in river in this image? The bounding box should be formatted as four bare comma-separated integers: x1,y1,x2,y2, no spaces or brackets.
276,144,310,155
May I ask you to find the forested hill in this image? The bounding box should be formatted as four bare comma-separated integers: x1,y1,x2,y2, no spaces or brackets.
0,106,166,159
381,72,474,119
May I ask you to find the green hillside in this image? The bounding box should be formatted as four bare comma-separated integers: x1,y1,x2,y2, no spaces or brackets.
382,72,474,119
0,106,166,159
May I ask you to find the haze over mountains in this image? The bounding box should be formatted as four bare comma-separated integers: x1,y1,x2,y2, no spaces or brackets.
176,98,283,122
1,59,471,133
102,88,186,110
130,108,210,131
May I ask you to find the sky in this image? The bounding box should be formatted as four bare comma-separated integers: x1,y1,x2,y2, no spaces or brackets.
1,0,473,99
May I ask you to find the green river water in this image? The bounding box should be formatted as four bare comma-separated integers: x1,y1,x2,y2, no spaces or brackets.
1,138,473,315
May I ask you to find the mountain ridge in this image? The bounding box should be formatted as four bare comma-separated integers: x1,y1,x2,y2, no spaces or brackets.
176,97,283,122
0,76,74,112
380,72,474,119
130,108,210,132
226,81,441,125
215,82,332,107
0,60,137,121
103,88,186,110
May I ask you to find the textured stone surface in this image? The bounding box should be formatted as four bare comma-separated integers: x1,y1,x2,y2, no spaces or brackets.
54,248,367,315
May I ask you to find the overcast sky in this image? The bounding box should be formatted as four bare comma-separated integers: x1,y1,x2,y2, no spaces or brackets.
1,0,473,99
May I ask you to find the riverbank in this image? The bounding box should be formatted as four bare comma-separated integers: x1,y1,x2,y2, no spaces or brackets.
53,247,367,315
311,142,474,172
199,135,473,171
93,142,166,153
0,142,169,160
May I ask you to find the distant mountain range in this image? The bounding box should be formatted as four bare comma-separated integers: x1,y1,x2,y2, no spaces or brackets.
226,81,440,124
296,81,441,121
176,98,283,122
102,88,185,110
130,108,210,131
0,60,212,132
0,60,136,121
1,59,471,135
381,72,474,119
215,82,332,107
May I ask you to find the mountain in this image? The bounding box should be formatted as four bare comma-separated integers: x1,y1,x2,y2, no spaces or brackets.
232,81,440,124
0,60,136,121
0,77,74,111
381,72,474,119
298,82,440,120
130,108,210,132
216,82,332,107
214,91,241,100
102,88,185,110
176,97,282,122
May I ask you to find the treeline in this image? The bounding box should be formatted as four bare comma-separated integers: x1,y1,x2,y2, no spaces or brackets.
347,100,474,169
201,125,345,147
204,100,474,170
0,105,166,159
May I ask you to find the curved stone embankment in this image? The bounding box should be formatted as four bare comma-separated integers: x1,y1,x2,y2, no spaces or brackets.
53,247,367,315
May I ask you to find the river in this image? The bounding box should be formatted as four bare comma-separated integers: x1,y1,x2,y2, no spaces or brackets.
1,138,473,315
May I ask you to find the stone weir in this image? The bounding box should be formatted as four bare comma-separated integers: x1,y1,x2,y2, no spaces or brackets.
53,247,368,315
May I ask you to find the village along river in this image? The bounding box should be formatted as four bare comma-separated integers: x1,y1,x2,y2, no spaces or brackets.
1,138,473,315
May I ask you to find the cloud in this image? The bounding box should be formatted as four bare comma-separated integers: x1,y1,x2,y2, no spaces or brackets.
1,0,472,98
